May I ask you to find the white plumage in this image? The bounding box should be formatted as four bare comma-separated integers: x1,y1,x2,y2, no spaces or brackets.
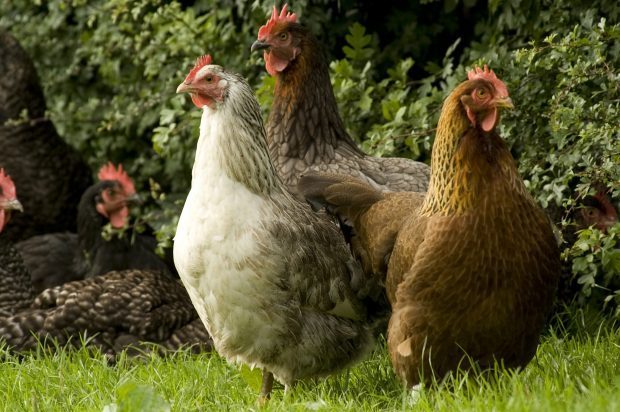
174,61,385,396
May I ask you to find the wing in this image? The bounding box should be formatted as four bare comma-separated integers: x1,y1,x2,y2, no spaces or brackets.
298,172,425,285
16,232,83,293
264,194,386,322
358,155,430,193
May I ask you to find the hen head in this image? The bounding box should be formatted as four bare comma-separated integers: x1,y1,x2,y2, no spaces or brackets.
578,189,618,231
177,55,231,110
460,65,514,132
251,4,301,76
0,168,23,232
95,163,139,229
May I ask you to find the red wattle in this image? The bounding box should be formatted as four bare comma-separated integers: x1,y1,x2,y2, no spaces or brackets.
191,94,214,110
264,51,290,76
0,210,5,232
481,108,498,132
109,206,129,229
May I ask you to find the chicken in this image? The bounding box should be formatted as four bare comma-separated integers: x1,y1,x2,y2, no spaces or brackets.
16,163,175,293
0,269,212,357
299,66,561,387
0,168,32,316
250,5,430,198
0,170,211,357
174,55,385,400
0,31,92,242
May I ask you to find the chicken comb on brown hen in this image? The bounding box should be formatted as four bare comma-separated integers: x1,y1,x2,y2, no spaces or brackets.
251,4,429,197
300,67,561,388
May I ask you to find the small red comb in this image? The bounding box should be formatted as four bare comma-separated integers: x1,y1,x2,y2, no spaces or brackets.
467,65,509,97
97,162,136,195
258,4,297,39
0,168,16,199
184,54,213,83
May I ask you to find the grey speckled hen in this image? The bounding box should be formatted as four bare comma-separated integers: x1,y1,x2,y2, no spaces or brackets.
250,5,429,197
174,55,386,400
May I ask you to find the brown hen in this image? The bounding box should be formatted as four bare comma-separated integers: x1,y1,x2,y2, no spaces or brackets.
299,66,561,387
251,5,429,197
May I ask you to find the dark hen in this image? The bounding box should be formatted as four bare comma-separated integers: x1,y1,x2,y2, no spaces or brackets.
0,270,212,356
16,164,175,293
251,5,429,197
0,169,211,356
0,31,92,242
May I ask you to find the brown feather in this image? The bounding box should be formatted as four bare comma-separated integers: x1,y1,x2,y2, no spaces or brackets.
385,78,560,387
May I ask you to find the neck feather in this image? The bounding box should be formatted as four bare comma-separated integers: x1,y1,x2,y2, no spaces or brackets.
267,35,361,162
421,85,524,215
194,85,280,196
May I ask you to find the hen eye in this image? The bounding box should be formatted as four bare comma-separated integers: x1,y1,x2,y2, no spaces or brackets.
476,88,487,98
279,32,288,41
205,75,213,83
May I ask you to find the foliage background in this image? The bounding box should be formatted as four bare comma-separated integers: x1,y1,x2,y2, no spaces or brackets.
0,0,618,315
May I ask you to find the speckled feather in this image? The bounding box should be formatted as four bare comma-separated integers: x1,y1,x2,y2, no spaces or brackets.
266,23,429,196
0,236,34,316
174,65,384,386
0,270,212,356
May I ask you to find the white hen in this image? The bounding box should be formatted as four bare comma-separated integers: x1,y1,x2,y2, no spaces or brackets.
174,55,385,399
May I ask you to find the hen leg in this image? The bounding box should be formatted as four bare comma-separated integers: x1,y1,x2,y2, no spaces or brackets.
258,369,274,404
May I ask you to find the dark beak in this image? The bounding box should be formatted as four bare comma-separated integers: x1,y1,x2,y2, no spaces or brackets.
1,198,23,212
251,40,270,53
124,193,143,206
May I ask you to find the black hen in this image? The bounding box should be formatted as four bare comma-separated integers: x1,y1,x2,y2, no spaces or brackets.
17,163,175,293
0,169,211,356
0,31,92,242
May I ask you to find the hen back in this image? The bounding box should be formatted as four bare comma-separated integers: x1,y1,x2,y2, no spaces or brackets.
0,31,92,241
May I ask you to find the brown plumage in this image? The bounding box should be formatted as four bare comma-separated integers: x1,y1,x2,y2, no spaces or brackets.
299,67,561,387
299,173,424,284
251,5,429,197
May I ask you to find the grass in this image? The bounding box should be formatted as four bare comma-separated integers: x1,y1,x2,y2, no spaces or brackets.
1,309,619,411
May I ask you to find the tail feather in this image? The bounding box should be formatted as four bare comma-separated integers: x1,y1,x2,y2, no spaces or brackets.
298,173,384,226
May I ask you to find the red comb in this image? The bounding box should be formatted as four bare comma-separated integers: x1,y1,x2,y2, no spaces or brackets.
467,65,509,97
184,54,213,83
97,162,136,195
258,4,297,39
0,168,16,199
